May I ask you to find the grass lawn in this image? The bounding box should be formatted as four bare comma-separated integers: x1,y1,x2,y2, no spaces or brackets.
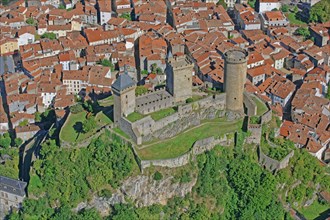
98,96,114,107
113,127,130,139
299,200,329,220
95,111,112,126
137,120,242,160
150,107,177,121
60,111,89,143
287,12,307,26
127,112,145,122
253,97,268,116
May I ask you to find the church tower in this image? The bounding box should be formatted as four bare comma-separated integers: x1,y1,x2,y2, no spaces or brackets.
111,73,136,124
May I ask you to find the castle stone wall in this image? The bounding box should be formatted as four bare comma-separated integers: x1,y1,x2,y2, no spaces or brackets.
243,92,257,116
258,146,294,173
119,94,227,144
246,123,262,144
261,104,272,124
140,134,233,169
120,117,139,144
135,88,174,115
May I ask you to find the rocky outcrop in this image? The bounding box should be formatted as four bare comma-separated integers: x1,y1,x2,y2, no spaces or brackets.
120,175,197,207
73,174,196,215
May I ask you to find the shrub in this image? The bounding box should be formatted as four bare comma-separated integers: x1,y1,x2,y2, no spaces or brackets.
135,86,148,96
180,171,192,183
70,104,84,114
153,171,163,181
98,189,112,198
41,33,56,40
186,98,194,103
249,116,260,124
14,138,23,147
281,4,289,12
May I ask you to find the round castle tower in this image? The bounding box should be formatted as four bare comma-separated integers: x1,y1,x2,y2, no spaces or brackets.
224,49,248,113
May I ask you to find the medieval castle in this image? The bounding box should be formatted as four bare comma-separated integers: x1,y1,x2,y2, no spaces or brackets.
112,49,249,144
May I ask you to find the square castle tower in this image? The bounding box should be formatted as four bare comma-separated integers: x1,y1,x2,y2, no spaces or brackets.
166,54,194,103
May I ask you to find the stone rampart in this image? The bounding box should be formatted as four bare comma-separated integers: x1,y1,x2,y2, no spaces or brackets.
140,134,233,169
246,123,262,144
120,117,139,144
261,104,272,124
121,94,227,144
135,88,174,115
243,92,257,116
258,146,294,173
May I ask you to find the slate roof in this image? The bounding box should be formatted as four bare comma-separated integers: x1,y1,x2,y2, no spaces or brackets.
0,175,27,197
111,73,135,92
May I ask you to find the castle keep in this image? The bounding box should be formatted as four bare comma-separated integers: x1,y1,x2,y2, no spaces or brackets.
224,49,248,113
166,55,194,103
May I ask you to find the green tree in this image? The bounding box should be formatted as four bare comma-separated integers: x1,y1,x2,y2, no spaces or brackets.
248,0,256,8
70,104,84,114
309,0,330,23
14,138,23,147
153,171,163,181
155,67,163,74
294,27,310,40
217,0,227,9
26,17,35,25
135,86,148,96
99,59,114,71
0,133,11,149
35,112,42,122
74,208,101,220
82,116,96,133
150,63,157,73
186,98,194,103
119,12,132,21
293,5,299,13
281,4,289,12
58,4,66,9
18,119,29,127
326,83,330,99
141,69,148,75
83,100,95,113
41,33,57,40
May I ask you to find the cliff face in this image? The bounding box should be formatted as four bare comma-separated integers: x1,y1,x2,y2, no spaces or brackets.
120,175,197,206
74,174,197,216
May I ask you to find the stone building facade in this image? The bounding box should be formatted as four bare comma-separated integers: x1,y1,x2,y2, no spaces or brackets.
135,88,174,115
0,176,27,218
166,55,194,103
112,73,136,124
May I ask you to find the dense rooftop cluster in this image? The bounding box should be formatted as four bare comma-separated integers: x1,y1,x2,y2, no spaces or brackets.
0,0,329,163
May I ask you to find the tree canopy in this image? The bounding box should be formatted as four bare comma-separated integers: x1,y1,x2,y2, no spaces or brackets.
24,131,136,218
309,0,330,23
135,86,148,96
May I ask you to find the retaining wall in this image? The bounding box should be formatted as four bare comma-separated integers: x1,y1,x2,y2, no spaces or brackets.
243,92,257,116
261,103,272,124
258,146,294,173
140,134,233,170
246,123,262,144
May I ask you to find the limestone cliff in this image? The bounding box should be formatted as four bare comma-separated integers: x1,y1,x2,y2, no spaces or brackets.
74,174,197,216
